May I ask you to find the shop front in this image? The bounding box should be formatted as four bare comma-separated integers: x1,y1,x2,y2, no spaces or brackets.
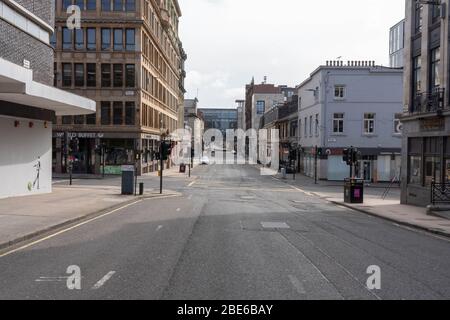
53,132,140,176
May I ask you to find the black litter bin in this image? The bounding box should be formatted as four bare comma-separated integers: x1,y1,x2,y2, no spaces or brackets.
139,182,144,195
344,178,364,204
121,165,135,195
180,163,186,173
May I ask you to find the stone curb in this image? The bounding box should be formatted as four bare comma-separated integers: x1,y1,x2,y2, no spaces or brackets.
0,192,181,253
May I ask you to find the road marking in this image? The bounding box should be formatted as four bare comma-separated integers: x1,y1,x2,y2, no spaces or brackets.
156,225,163,232
0,200,143,258
188,181,197,187
35,276,69,283
176,208,181,212
261,222,290,229
288,275,306,295
92,271,116,290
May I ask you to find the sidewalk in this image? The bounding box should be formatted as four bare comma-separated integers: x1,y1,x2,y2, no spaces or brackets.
0,184,180,251
275,173,450,238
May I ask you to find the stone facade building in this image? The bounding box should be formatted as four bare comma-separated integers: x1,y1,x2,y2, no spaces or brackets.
52,0,186,175
401,0,450,206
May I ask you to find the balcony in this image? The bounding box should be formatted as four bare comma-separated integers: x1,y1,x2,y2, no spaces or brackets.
410,88,446,115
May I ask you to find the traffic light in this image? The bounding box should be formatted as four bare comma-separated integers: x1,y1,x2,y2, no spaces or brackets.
317,148,323,157
351,148,361,164
343,149,350,165
161,141,173,161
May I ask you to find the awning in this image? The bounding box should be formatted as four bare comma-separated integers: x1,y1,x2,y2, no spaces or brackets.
0,58,96,116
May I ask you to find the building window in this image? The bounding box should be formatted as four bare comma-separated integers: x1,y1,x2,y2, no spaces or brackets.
102,0,111,11
86,0,96,10
298,119,302,138
309,115,313,137
315,114,319,136
432,2,441,24
333,113,344,133
290,120,297,137
62,63,72,87
113,102,123,125
86,113,96,125
430,47,441,89
113,29,123,51
304,117,307,137
62,28,72,50
63,0,72,10
113,64,123,87
101,64,111,87
413,56,422,95
425,157,441,185
87,28,96,50
75,0,85,10
414,1,423,34
101,102,111,125
256,101,265,115
113,0,123,11
101,28,111,50
334,85,345,99
364,113,375,134
125,64,135,88
125,29,135,51
86,63,96,87
74,115,85,125
394,114,402,134
62,116,73,125
75,28,84,50
74,63,84,87
50,32,56,48
125,0,135,11
125,102,135,125
54,62,57,87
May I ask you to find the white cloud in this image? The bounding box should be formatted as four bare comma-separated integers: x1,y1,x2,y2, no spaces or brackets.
179,0,405,109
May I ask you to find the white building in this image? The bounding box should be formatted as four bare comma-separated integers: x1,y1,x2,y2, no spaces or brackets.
298,61,403,182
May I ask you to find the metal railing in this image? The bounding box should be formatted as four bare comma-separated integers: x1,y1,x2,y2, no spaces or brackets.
431,181,450,205
411,88,446,115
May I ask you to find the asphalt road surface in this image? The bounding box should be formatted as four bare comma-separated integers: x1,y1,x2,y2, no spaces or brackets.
1,164,450,300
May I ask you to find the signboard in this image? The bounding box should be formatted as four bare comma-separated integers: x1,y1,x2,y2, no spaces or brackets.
54,132,105,139
102,165,122,175
420,118,445,132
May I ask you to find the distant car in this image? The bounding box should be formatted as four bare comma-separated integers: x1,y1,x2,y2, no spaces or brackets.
201,156,210,165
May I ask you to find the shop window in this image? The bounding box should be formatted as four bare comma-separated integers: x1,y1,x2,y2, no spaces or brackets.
62,116,73,125
425,157,441,185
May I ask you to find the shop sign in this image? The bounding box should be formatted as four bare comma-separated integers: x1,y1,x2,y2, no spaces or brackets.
420,118,445,132
54,132,105,139
142,134,161,141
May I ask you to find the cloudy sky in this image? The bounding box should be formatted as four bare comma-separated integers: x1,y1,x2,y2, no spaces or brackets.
178,0,405,109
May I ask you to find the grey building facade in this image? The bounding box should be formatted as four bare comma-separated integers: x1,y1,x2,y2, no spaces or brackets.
298,61,403,182
390,19,405,68
401,0,450,206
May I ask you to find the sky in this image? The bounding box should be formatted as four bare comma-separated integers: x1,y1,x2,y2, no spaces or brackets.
178,0,405,109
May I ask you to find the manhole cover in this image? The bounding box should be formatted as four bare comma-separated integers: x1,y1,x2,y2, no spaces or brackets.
261,222,290,229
